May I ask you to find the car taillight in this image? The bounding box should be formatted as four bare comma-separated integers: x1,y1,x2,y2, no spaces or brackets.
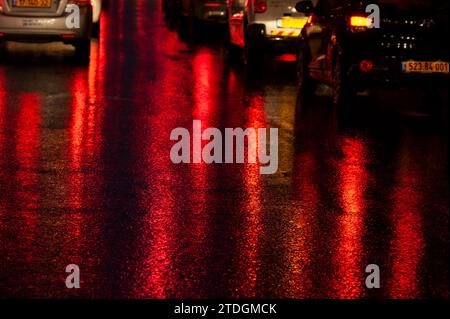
306,14,320,25
359,60,373,73
254,0,267,14
350,16,372,28
203,2,221,7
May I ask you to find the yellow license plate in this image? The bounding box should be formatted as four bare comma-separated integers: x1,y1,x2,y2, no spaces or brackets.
277,17,307,29
14,0,52,8
402,61,449,74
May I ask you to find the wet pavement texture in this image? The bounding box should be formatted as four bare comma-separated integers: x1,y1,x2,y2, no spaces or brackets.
0,0,448,299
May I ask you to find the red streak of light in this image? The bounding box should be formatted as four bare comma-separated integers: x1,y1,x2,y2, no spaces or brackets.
276,54,296,62
16,93,42,265
0,69,5,165
387,151,424,298
282,152,317,298
232,89,265,298
333,137,368,298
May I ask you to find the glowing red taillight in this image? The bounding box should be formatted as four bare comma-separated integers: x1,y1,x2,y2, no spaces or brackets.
204,3,221,7
359,60,373,73
254,0,267,14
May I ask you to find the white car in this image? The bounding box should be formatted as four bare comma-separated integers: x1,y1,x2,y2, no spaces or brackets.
227,0,308,65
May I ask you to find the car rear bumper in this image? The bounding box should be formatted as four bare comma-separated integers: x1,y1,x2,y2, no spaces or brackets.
0,6,92,43
197,5,227,24
343,32,449,89
248,23,299,53
348,60,449,90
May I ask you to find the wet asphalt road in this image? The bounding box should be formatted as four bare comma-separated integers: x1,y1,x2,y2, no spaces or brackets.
0,0,448,299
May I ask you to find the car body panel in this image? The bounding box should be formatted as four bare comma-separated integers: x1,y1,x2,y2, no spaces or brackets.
91,0,102,23
228,0,308,50
0,0,92,42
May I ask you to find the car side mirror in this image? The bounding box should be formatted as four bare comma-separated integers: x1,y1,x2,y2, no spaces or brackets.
295,0,314,14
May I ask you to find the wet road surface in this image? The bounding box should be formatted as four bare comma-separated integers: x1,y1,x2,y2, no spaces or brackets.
0,0,448,298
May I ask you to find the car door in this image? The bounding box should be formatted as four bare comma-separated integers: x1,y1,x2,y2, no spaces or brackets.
302,0,343,83
228,0,246,47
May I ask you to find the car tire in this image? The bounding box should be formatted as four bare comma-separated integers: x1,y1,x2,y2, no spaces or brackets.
92,22,100,38
74,39,91,63
189,18,203,40
243,33,262,68
0,42,7,60
226,24,241,61
297,47,315,99
332,53,353,107
178,14,191,39
165,1,180,27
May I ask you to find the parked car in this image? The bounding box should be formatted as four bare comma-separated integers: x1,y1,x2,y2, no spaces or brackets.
227,0,309,65
178,0,227,37
0,0,93,59
295,0,449,106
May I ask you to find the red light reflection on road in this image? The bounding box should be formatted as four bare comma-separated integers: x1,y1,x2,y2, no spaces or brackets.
332,137,368,298
62,41,106,295
135,116,177,298
387,145,424,298
16,94,41,202
132,9,179,296
282,152,317,297
0,69,5,167
231,91,265,298
15,93,41,271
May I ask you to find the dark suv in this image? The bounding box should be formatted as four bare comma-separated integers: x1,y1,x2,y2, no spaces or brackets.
295,0,449,106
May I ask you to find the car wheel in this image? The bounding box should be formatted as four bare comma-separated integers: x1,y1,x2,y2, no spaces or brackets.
189,18,203,40
92,22,100,38
74,39,91,63
165,3,178,26
0,42,7,60
244,33,262,67
297,48,315,98
178,14,191,39
226,24,241,61
332,54,353,107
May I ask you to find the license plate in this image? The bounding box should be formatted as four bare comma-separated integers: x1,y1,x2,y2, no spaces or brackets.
14,0,52,8
402,61,449,74
277,17,307,29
